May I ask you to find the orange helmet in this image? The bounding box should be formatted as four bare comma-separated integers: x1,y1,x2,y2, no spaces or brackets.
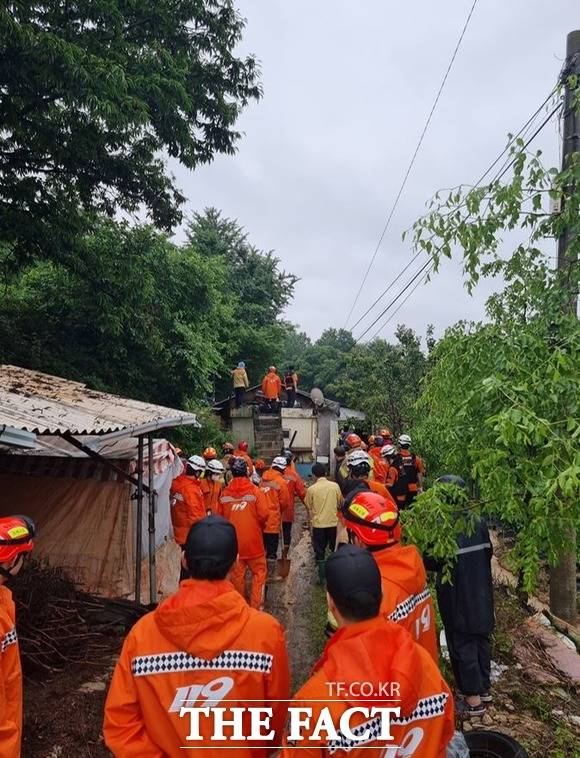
237,441,249,452
341,491,400,547
345,433,362,449
0,515,35,564
203,447,217,460
254,458,267,472
380,428,392,439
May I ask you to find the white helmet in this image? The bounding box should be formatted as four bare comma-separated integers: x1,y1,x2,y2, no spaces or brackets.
187,455,206,472
206,459,225,475
346,449,370,468
381,444,397,458
398,434,412,447
272,456,288,470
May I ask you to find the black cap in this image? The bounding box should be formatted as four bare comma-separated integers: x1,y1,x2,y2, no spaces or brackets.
326,544,382,609
184,515,238,567
230,457,248,476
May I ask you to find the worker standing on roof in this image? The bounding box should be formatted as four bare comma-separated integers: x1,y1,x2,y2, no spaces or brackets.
104,515,290,755
233,440,254,476
170,455,206,580
397,434,426,508
283,366,299,408
232,361,249,408
0,515,35,758
200,458,225,513
280,449,306,555
281,545,453,758
304,463,342,585
259,456,292,582
261,366,282,412
218,458,270,609
340,491,438,662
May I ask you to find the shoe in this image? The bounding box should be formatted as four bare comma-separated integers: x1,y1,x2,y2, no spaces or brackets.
455,700,486,718
266,559,283,583
480,692,493,703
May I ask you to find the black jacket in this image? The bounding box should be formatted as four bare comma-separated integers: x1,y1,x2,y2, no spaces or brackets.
429,517,495,634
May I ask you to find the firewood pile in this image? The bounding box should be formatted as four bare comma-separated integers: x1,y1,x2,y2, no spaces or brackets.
11,560,147,679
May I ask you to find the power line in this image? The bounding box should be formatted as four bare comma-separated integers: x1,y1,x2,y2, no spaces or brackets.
370,265,434,340
344,0,480,328
354,258,433,342
353,97,563,344
351,91,562,341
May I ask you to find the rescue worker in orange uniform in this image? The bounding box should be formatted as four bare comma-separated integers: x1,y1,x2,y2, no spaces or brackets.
233,440,254,477
280,449,306,554
261,366,282,411
170,455,206,580
380,427,394,444
341,491,438,663
200,458,225,514
218,457,270,609
381,444,402,504
202,446,217,462
281,545,453,758
104,515,290,756
342,450,393,504
259,456,292,582
0,515,35,758
339,434,374,483
397,434,426,508
368,435,387,484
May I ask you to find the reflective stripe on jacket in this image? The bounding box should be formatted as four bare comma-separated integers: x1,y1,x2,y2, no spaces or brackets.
104,580,290,756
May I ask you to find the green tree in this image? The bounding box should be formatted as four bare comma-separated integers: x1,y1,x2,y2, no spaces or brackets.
0,1,261,266
409,95,580,620
0,219,233,406
186,209,298,396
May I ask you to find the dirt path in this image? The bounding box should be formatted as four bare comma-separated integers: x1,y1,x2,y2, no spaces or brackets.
264,501,327,691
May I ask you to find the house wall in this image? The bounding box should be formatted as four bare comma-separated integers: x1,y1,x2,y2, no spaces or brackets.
230,409,256,451
281,408,317,460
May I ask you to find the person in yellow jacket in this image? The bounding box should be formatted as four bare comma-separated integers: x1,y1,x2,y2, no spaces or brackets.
0,515,35,758
232,361,249,408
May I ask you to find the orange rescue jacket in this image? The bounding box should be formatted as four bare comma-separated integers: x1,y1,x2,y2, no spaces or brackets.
373,544,438,663
283,465,306,523
0,586,22,758
369,448,388,484
170,474,205,545
218,478,270,560
261,374,282,400
260,469,291,534
104,579,290,757
282,617,453,758
200,477,222,514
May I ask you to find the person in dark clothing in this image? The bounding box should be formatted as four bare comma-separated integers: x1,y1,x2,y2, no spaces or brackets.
424,475,494,718
333,446,348,493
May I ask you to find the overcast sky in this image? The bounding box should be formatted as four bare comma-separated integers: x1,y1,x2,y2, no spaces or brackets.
172,0,578,343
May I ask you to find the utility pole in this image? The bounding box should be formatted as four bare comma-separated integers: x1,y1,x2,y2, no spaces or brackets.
549,30,580,624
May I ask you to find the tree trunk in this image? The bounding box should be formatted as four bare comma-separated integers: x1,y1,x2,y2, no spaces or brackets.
549,526,577,624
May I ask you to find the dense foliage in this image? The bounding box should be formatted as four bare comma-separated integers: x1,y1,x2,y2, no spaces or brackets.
0,0,261,267
0,210,295,411
406,99,580,603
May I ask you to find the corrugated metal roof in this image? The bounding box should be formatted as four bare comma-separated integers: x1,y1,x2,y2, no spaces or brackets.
0,365,198,436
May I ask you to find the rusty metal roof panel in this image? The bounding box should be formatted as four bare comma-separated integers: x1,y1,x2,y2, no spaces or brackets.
0,365,198,436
